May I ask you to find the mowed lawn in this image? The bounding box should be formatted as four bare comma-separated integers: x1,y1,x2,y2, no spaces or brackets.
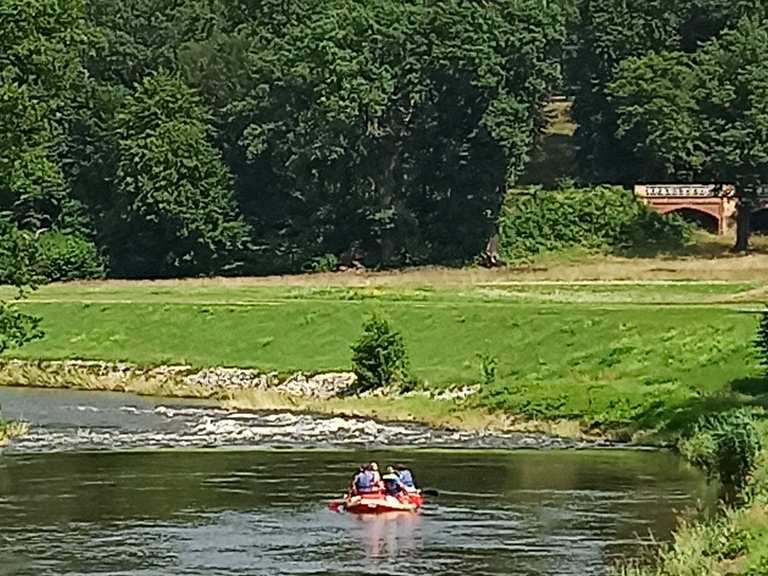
2,277,766,431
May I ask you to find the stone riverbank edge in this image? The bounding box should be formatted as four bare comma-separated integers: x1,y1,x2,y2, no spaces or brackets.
0,359,617,442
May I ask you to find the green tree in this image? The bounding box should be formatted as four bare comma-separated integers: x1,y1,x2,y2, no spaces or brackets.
109,72,250,277
0,0,88,230
569,0,768,183
0,220,42,353
198,0,565,271
351,314,411,393
608,18,768,250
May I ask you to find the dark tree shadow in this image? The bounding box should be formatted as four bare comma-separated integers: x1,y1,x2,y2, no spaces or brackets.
632,395,749,437
731,376,768,397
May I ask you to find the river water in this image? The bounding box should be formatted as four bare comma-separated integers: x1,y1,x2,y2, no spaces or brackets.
0,387,714,576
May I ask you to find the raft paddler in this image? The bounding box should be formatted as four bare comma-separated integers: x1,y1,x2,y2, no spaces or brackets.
395,464,417,492
353,463,379,494
368,462,382,487
382,470,407,498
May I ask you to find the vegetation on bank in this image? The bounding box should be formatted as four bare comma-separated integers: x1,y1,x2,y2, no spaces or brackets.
614,311,768,575
0,278,764,442
617,419,768,576
497,186,691,262
0,417,29,446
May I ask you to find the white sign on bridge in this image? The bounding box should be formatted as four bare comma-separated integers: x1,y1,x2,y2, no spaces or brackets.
636,184,733,198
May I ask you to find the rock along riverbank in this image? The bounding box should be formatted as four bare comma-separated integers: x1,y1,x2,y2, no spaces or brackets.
0,359,617,443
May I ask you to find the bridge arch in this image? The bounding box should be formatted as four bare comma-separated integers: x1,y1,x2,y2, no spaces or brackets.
657,206,720,234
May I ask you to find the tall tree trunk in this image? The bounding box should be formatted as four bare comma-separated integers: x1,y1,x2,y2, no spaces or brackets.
734,199,751,252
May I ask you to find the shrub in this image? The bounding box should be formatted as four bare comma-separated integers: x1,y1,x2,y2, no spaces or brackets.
621,210,692,252
351,314,411,393
302,253,339,274
755,306,768,382
0,219,40,288
681,409,762,502
35,232,106,282
477,352,498,387
496,186,691,261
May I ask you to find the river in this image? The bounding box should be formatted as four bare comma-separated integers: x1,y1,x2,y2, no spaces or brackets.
0,387,714,576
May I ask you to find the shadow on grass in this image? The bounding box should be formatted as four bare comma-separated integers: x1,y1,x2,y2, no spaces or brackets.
617,231,768,260
731,376,768,397
632,394,749,437
629,377,768,439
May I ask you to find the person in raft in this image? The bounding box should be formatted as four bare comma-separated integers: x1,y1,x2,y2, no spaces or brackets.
382,467,408,498
368,462,382,486
352,463,380,495
395,464,417,492
349,465,366,496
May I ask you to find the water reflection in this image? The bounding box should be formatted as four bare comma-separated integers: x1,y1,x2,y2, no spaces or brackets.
352,513,424,561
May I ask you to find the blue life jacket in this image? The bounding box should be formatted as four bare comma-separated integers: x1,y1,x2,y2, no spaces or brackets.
398,469,415,488
355,470,374,492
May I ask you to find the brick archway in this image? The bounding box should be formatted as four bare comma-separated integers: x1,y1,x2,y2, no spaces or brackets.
656,205,721,234
634,184,737,235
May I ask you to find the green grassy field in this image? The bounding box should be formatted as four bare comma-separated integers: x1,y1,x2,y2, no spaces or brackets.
3,274,766,437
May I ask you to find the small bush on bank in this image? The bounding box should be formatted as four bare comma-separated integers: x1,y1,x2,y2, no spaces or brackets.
35,232,106,282
496,186,691,261
351,314,411,393
681,409,762,503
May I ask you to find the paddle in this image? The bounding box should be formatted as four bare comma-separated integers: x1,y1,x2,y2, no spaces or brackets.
422,488,439,497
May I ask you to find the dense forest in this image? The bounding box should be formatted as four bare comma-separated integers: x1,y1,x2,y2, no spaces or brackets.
1,0,768,279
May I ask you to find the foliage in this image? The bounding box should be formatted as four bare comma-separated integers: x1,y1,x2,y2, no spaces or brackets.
109,73,250,277
0,219,43,352
607,18,768,249
5,0,768,276
755,307,768,382
0,303,42,354
609,19,768,189
496,186,690,261
618,427,768,576
35,232,106,282
0,0,89,230
568,0,768,183
65,0,567,275
681,409,762,502
0,220,40,290
350,314,411,393
302,254,339,274
477,352,498,388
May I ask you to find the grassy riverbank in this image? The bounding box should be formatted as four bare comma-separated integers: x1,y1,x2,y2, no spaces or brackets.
1,254,767,441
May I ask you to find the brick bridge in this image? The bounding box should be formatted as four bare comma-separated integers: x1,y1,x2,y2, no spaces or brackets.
634,184,768,235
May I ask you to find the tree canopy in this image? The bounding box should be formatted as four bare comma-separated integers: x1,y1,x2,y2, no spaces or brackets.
0,0,567,278
3,0,768,281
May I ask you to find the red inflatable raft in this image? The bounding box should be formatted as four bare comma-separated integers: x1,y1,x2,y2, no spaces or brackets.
329,491,424,514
